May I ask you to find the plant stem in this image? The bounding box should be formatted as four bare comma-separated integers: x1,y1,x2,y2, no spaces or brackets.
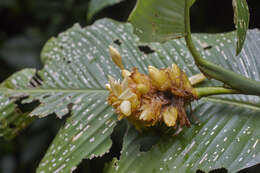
195,87,239,98
184,0,260,96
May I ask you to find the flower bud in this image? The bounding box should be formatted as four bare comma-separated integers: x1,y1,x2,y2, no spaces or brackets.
108,75,122,96
109,46,124,70
139,109,150,121
120,100,131,116
162,106,178,127
137,84,149,94
122,69,131,78
148,66,169,90
105,83,111,91
169,64,181,86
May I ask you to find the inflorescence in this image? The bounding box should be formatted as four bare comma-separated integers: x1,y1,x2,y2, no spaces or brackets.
106,46,198,132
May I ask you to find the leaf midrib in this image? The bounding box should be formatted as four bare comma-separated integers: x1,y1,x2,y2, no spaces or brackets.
0,88,108,94
2,88,259,111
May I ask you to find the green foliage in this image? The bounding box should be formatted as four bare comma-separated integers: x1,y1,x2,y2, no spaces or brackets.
0,69,35,140
129,0,185,42
232,0,250,55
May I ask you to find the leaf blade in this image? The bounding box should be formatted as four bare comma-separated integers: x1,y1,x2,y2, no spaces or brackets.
36,93,117,173
128,0,185,42
106,102,260,173
0,69,36,140
232,0,250,55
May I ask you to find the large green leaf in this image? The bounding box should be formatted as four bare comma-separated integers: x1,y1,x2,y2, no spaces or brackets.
87,0,125,20
103,27,260,172
128,0,185,42
232,0,250,55
0,20,125,172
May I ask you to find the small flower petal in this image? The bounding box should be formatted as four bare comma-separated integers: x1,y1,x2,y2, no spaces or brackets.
162,107,178,127
120,100,132,116
148,66,170,90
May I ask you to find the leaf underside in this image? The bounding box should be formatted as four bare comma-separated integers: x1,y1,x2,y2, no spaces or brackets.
0,19,259,172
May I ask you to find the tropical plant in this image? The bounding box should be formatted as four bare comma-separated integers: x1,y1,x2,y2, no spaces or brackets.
0,0,259,173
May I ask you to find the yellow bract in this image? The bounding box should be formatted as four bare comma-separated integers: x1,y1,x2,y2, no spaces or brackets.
162,106,178,127
109,46,124,70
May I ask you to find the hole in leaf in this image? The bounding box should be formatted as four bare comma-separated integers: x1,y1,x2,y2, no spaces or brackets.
113,39,122,46
109,120,127,159
203,45,213,50
209,168,227,173
154,13,159,18
58,103,74,120
67,103,74,110
74,120,127,173
138,45,155,54
29,73,43,87
42,95,50,99
62,57,71,64
15,97,40,113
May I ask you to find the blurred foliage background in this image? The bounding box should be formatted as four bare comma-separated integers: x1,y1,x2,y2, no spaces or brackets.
0,0,260,172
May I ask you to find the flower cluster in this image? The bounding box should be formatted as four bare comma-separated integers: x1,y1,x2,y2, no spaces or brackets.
106,46,198,131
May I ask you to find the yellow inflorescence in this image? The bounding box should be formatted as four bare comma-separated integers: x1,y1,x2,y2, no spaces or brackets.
106,46,198,131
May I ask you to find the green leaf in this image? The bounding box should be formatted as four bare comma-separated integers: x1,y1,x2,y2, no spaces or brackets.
232,0,250,55
87,0,125,20
37,94,117,173
188,0,196,7
0,69,36,140
128,0,185,42
103,26,260,172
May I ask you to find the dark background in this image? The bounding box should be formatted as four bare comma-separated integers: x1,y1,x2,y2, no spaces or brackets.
0,0,259,172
